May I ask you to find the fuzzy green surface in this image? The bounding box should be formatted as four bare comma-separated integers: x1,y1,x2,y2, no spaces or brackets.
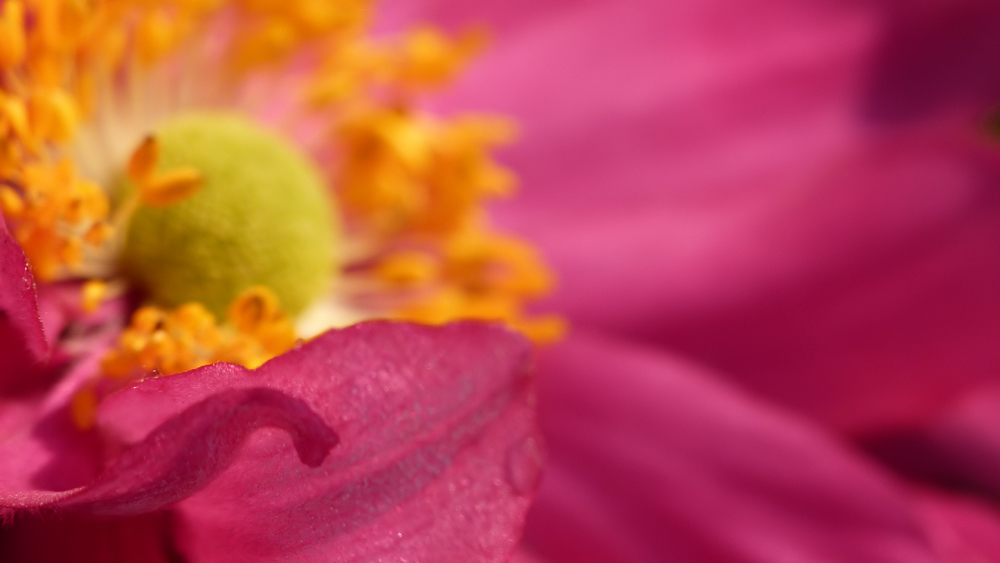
122,114,338,317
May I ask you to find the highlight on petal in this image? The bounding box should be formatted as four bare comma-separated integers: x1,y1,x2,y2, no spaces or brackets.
0,214,48,389
523,329,940,563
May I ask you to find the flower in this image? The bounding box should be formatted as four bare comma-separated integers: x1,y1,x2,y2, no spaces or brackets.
402,0,1000,560
6,0,1000,561
0,0,554,560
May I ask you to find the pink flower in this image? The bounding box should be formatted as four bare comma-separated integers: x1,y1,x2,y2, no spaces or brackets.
1,212,540,560
0,222,540,560
400,0,1000,560
4,0,1000,561
0,1,548,559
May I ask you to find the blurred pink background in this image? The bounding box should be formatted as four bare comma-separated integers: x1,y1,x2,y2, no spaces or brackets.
403,0,1000,560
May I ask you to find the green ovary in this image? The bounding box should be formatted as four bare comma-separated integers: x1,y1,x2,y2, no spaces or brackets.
122,114,338,317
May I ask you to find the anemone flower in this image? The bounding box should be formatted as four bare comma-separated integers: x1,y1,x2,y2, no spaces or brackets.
5,1,1000,562
0,0,554,560
415,0,1000,560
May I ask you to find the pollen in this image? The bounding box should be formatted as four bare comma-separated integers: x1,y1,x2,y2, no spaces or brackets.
81,279,106,312
3,0,563,366
0,2,27,70
0,158,111,281
332,107,557,342
126,136,204,208
74,285,297,429
100,285,297,380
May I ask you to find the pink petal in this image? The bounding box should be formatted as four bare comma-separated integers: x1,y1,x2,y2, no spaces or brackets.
433,0,1000,433
61,386,338,516
914,490,1000,563
164,322,539,562
865,386,1000,500
0,344,122,511
0,322,538,562
375,0,590,35
523,329,940,562
511,549,548,563
555,128,1000,433
35,282,128,358
0,215,48,389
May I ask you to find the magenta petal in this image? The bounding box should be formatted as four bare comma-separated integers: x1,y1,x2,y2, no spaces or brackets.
914,490,1000,562
921,387,1000,498
866,386,1000,501
0,512,176,563
511,549,548,563
0,363,334,517
524,329,939,562
425,0,1000,434
0,340,110,516
93,321,537,562
0,216,47,388
61,387,338,516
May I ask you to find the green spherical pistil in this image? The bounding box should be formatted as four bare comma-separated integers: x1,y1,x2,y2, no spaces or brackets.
122,114,338,317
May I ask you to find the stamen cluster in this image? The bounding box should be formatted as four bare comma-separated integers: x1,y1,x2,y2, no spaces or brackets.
0,0,563,400
74,286,296,428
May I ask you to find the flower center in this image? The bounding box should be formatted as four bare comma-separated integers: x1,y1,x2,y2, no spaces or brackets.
120,113,339,317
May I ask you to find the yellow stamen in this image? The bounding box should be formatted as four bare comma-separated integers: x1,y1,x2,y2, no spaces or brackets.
0,1,26,69
376,251,439,286
2,159,111,281
128,136,160,184
95,285,296,387
0,187,25,217
139,167,204,208
81,279,106,313
126,137,204,208
397,26,487,87
29,89,79,143
135,9,179,65
3,0,562,355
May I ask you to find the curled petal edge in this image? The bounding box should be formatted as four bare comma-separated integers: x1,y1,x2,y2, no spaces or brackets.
0,386,337,519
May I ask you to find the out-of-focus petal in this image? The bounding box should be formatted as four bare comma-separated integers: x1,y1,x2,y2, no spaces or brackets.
428,0,1000,433
511,548,548,563
546,129,1000,434
523,329,940,562
914,490,1000,563
862,0,1000,124
0,512,176,563
0,215,48,389
865,386,1000,500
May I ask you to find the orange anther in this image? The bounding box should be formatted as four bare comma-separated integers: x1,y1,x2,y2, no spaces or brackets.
139,167,204,207
376,251,439,286
0,1,26,69
81,279,106,313
228,286,282,333
0,187,24,217
128,136,159,183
